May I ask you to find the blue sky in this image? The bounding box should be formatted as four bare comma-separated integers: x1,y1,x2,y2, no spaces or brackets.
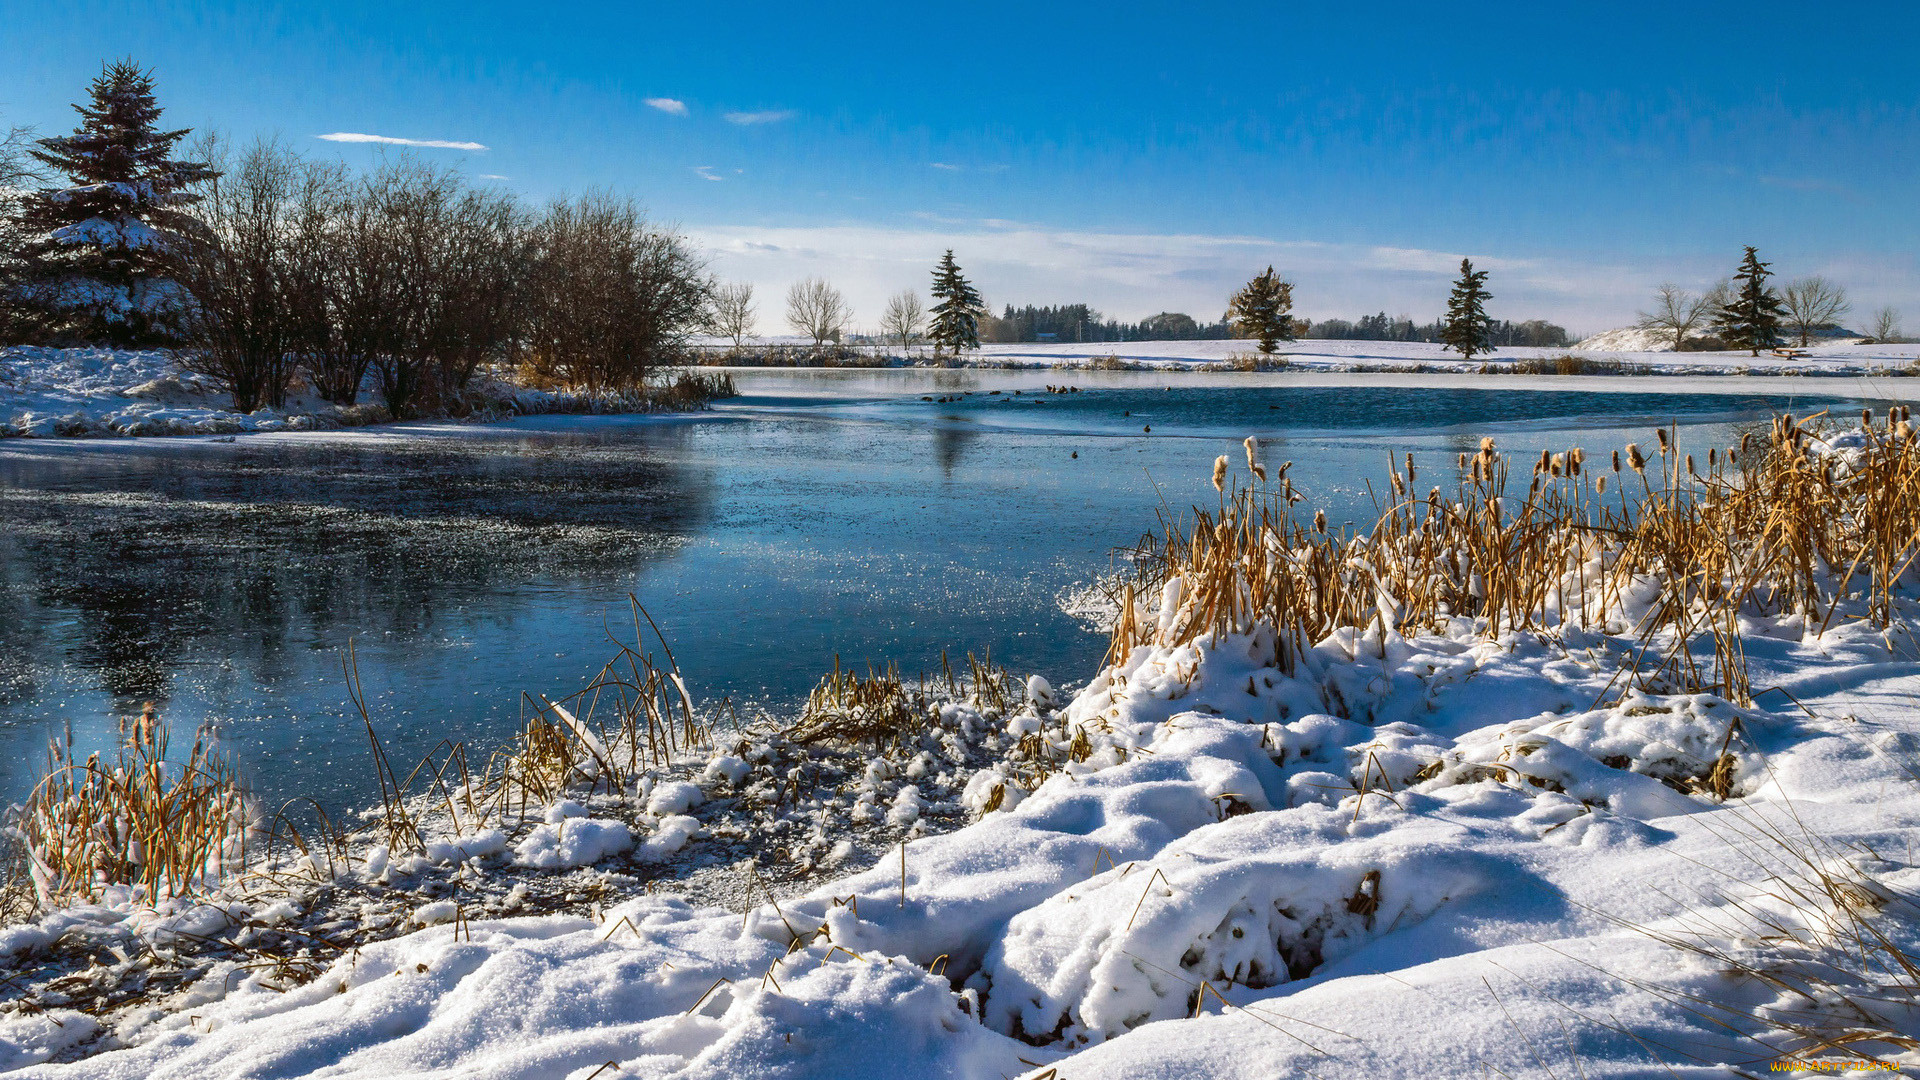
3,0,1916,333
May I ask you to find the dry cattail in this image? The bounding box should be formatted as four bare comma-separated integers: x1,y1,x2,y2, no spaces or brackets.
1611,450,1621,472
1656,428,1670,453
1212,455,1228,492
1244,436,1258,473
1626,443,1647,472
1549,453,1566,477
1405,453,1416,484
1594,474,1608,494
1313,509,1327,533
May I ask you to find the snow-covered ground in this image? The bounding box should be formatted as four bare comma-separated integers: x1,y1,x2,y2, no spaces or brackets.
6,608,1915,1077
959,336,1920,373
0,348,376,437
0,348,670,438
705,333,1920,374
5,421,1919,1077
8,340,1919,439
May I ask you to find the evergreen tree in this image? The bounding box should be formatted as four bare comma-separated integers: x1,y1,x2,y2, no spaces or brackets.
1225,266,1294,352
1440,258,1495,360
11,59,213,344
927,250,984,354
1713,246,1787,356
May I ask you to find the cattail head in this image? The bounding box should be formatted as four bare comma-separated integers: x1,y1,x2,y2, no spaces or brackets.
1686,454,1696,476
1405,453,1416,484
1457,452,1468,470
1244,436,1258,473
1862,408,1873,428
1212,455,1228,492
1594,474,1608,495
1312,509,1327,533
1251,462,1268,483
1611,450,1621,472
1655,428,1670,452
1627,444,1647,472
1549,452,1566,477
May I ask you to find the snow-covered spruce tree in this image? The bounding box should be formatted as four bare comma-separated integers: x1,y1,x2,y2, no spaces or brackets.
11,60,213,345
927,250,984,356
1714,246,1787,356
1440,258,1495,360
1225,266,1295,353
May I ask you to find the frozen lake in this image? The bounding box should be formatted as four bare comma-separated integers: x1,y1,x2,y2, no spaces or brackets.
2,369,1913,810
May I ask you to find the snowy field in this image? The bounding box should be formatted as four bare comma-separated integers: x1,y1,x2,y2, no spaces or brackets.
6,340,1919,439
2,411,1918,1078
966,336,1920,373
701,333,1920,374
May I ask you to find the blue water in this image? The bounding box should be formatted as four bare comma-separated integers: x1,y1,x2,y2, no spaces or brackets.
0,370,1905,811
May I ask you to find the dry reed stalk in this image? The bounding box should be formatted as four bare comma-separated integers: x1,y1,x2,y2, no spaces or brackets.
17,706,253,907
1110,411,1920,706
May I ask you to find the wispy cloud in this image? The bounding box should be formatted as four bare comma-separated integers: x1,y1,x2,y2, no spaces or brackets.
478,174,510,181
692,166,724,182
930,162,960,171
723,109,797,126
317,132,488,151
645,97,689,116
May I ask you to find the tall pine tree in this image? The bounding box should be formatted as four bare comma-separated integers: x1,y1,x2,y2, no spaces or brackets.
1440,258,1494,360
927,250,983,355
1713,246,1786,356
1225,266,1295,353
13,60,213,344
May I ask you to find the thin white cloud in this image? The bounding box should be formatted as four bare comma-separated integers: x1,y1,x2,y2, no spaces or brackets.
478,174,510,180
317,132,488,151
692,166,724,182
645,97,689,116
723,109,797,126
930,162,960,171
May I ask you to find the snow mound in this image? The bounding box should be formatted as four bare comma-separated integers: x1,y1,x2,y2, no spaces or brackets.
1574,326,1680,351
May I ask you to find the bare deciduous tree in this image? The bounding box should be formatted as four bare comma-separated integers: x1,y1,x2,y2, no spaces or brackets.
170,138,309,411
1634,283,1710,350
880,289,924,352
785,277,849,348
1870,306,1902,344
707,281,755,349
1781,276,1850,348
524,191,711,392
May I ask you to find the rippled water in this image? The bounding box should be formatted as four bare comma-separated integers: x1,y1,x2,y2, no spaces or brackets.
1,369,1908,810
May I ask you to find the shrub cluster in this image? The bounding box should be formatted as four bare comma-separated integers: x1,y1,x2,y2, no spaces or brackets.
170,142,713,415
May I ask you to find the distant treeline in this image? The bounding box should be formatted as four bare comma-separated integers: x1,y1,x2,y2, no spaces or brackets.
1304,312,1571,348
977,305,1234,344
972,303,1570,348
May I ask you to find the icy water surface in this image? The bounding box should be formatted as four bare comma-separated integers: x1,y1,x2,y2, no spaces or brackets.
2,369,1912,809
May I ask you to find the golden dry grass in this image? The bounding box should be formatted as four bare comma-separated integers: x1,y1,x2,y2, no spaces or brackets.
17,705,252,906
1111,408,1920,707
